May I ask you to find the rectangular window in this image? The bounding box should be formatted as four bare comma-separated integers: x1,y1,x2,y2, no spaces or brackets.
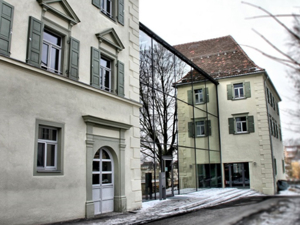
228,115,255,134
194,89,203,104
41,30,62,74
101,0,113,18
236,116,247,133
233,83,244,99
100,57,112,91
27,17,80,80
34,120,64,176
196,121,205,136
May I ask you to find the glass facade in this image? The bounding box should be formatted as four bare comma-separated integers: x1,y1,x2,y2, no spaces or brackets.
139,24,221,199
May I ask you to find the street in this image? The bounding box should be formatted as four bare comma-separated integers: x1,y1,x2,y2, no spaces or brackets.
145,196,300,225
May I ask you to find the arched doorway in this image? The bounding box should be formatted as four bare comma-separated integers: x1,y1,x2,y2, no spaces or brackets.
92,148,114,214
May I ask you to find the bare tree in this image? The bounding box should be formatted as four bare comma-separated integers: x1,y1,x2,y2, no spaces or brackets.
242,2,300,134
139,43,186,174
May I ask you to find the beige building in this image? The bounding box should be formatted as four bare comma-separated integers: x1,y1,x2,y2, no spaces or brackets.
0,0,141,224
174,36,285,195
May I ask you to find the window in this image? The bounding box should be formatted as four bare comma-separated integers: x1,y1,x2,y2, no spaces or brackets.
228,115,255,134
196,121,205,136
227,82,251,100
101,0,113,18
92,0,124,25
188,120,211,137
236,117,247,133
187,88,209,105
34,120,64,175
41,30,62,74
37,126,58,169
0,0,14,56
27,16,80,80
233,83,244,99
90,47,125,96
194,89,204,104
100,57,112,91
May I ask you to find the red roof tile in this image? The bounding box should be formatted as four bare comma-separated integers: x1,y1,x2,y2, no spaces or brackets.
174,35,264,81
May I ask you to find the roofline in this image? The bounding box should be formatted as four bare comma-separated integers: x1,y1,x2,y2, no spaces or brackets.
139,22,218,85
263,71,282,101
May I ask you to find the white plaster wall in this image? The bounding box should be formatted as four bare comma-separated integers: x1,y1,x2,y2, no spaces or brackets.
218,73,275,194
0,0,141,224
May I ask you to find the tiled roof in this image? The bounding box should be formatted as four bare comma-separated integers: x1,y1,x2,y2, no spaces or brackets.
174,35,265,82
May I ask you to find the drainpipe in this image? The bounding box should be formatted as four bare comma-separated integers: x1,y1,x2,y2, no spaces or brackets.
216,85,223,187
263,74,276,193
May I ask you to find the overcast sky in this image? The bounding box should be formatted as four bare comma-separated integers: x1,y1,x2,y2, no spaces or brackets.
140,0,300,141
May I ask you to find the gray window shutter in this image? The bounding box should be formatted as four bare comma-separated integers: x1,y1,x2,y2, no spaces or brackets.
206,120,211,136
227,84,233,100
27,16,43,67
69,37,80,80
244,82,251,98
187,90,193,105
228,118,234,134
118,0,124,25
248,116,255,133
90,47,100,88
0,0,14,56
117,60,125,97
204,87,209,103
188,122,194,138
92,0,100,8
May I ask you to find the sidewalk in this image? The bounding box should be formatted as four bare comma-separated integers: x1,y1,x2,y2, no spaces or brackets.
63,188,263,225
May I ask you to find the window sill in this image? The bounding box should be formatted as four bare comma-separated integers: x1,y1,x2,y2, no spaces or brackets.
232,97,246,101
37,170,62,173
101,11,116,22
234,132,249,135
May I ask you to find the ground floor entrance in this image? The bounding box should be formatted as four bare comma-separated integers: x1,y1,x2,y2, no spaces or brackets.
224,162,250,188
92,148,114,214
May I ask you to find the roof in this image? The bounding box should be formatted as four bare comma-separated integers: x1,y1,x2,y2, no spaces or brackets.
174,35,265,81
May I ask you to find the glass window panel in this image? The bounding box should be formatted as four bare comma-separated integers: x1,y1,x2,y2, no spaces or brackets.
37,143,45,167
104,70,110,91
42,44,48,66
102,174,112,184
46,144,55,167
242,122,247,131
43,31,60,46
50,48,60,72
93,161,100,171
234,89,239,98
237,123,241,132
38,127,57,140
240,88,244,97
102,162,112,171
93,174,100,185
94,150,100,159
102,150,110,159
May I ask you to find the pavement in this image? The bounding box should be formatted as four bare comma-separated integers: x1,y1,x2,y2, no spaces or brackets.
55,187,300,225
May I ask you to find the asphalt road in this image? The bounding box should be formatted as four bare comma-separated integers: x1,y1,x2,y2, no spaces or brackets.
145,196,300,225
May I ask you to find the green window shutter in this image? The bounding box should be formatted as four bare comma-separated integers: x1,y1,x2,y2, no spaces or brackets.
206,120,211,136
227,84,233,100
118,0,124,25
117,60,125,97
248,116,255,133
92,0,100,8
90,47,100,88
244,82,251,98
68,37,80,81
0,0,14,56
188,122,195,138
27,16,43,67
228,118,234,134
205,87,209,103
187,90,193,105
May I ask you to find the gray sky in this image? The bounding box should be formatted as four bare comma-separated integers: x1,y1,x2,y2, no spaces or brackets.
139,0,300,141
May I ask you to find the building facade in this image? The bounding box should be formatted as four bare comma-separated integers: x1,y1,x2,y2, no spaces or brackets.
0,0,141,224
174,36,285,194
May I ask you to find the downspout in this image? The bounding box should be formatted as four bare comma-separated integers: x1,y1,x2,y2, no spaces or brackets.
263,74,276,193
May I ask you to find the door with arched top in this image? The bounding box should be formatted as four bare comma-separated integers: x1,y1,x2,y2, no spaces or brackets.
92,148,114,214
